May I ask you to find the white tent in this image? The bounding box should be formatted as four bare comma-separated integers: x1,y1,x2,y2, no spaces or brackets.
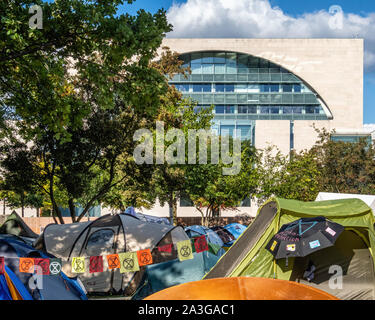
316,192,375,213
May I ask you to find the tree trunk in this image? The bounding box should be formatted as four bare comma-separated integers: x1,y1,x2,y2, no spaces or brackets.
168,192,178,226
21,193,24,218
203,206,211,227
68,198,76,223
51,210,58,224
52,200,64,224
49,181,64,224
172,198,178,226
197,207,205,226
3,199,5,215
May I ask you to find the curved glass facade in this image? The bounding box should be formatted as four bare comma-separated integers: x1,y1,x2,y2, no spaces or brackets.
170,51,329,142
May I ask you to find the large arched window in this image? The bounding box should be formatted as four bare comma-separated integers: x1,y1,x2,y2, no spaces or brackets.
170,51,331,142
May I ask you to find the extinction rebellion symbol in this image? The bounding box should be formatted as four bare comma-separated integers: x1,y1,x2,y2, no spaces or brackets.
34,258,50,275
180,245,191,258
139,252,151,265
107,255,120,269
123,258,135,270
73,258,85,273
137,249,153,266
49,261,61,275
19,258,34,273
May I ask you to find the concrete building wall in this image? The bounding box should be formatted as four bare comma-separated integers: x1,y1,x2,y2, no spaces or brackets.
293,121,330,151
254,120,291,154
139,199,254,218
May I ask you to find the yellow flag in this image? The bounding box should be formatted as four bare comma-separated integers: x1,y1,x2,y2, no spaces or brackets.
119,252,140,273
177,240,194,261
71,257,85,273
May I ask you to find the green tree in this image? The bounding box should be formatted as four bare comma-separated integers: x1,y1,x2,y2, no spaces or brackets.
310,128,375,195
149,96,214,226
1,0,171,141
107,48,214,225
0,1,172,223
256,146,321,204
185,139,259,226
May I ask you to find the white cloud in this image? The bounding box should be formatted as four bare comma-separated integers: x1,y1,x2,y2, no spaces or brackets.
166,0,375,72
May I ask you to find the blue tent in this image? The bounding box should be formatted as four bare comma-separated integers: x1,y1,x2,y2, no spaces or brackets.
131,225,227,299
0,265,33,300
0,235,87,300
223,223,247,246
133,251,221,300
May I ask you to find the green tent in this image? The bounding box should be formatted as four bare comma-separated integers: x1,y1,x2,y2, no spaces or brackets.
0,211,38,239
204,197,375,300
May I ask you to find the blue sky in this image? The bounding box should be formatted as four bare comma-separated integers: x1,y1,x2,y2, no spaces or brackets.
119,0,375,124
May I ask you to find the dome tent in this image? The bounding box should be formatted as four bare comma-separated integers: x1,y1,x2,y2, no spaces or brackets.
0,264,33,300
124,207,171,225
184,225,225,256
34,213,189,296
132,225,225,300
204,197,375,300
0,211,38,240
223,223,247,246
316,192,375,213
0,234,87,300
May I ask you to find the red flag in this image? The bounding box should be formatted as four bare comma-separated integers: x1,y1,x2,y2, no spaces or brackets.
89,256,103,273
194,235,208,253
158,244,173,253
0,257,4,275
34,258,50,275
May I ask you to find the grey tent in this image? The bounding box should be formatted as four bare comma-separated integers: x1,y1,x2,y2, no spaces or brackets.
33,213,189,296
0,211,38,240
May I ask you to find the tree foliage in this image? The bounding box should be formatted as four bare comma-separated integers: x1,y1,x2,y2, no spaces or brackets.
185,139,259,226
256,146,320,204
311,128,375,195
1,0,171,141
0,1,172,223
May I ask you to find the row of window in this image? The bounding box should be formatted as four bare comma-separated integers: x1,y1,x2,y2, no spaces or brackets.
331,135,372,144
195,105,324,115
173,83,309,93
171,73,301,82
186,93,319,105
211,124,253,141
181,52,287,71
189,65,296,75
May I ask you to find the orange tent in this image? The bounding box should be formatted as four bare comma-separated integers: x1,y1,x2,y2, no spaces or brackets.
144,277,339,300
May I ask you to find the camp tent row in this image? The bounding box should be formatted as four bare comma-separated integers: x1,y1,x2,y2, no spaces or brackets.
204,197,375,300
34,213,223,298
34,213,189,296
0,234,87,300
3,197,375,300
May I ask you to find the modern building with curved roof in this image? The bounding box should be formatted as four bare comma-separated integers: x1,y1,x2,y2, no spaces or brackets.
162,38,364,155
142,38,365,217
